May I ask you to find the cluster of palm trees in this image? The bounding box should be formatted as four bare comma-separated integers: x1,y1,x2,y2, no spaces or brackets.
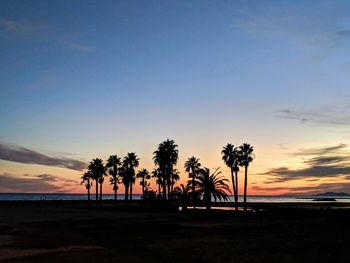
81,139,254,210
222,143,254,211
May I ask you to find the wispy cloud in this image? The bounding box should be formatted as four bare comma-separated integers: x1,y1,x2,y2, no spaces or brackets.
0,143,87,171
0,19,93,52
0,173,78,193
0,19,48,36
230,4,350,56
262,144,350,184
252,182,350,194
277,105,350,126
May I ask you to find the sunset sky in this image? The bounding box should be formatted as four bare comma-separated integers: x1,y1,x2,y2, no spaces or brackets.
1,0,350,195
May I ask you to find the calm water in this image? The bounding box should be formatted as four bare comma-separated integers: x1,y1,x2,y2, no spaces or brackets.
1,193,350,203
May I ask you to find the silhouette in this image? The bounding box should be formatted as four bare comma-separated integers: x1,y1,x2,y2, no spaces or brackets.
195,167,230,210
170,169,180,195
239,143,254,211
152,168,163,198
173,183,191,211
106,155,121,203
184,156,201,207
121,152,139,202
81,171,92,205
88,158,105,206
153,139,179,199
222,144,240,210
136,168,150,198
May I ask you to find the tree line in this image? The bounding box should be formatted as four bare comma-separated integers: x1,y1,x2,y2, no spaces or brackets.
81,139,254,210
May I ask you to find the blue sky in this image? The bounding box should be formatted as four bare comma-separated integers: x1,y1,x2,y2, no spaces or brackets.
1,0,350,194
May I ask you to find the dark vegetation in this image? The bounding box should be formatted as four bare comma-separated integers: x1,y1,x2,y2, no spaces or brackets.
81,139,254,210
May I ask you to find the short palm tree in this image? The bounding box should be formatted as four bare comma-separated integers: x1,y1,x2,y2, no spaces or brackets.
122,152,139,201
136,168,150,197
184,156,201,205
195,167,230,210
170,169,180,194
173,183,191,211
153,139,179,199
152,168,163,198
239,143,254,211
106,155,121,203
81,171,92,205
222,144,240,210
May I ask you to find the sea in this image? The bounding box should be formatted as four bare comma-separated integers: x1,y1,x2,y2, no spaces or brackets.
1,193,350,203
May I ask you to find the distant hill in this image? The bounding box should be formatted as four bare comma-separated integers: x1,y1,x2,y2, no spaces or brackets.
315,192,350,197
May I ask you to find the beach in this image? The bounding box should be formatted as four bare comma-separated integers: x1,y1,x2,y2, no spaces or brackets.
0,202,349,263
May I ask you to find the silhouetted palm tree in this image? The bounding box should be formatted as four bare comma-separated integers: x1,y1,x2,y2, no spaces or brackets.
136,168,150,197
122,152,139,201
81,171,92,205
170,169,180,195
152,168,163,198
106,155,121,203
184,156,201,205
173,183,191,211
88,158,105,206
195,168,230,210
239,143,254,211
153,139,179,199
222,144,240,210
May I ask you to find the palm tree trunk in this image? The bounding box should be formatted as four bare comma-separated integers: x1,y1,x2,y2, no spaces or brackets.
99,181,103,206
244,165,248,211
125,183,129,202
87,182,90,207
142,178,145,198
230,169,238,210
158,182,161,197
95,179,98,207
130,183,133,201
235,170,238,198
114,178,117,205
167,184,171,200
163,181,166,200
205,193,211,210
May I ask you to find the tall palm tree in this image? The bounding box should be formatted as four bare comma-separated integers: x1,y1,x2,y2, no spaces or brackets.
153,139,179,199
81,171,92,205
222,144,239,210
106,155,122,203
239,143,254,211
195,167,230,210
173,183,191,211
122,152,139,201
88,158,105,206
184,156,201,204
136,168,150,197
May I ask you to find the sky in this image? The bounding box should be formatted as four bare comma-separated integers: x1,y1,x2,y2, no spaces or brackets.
1,0,350,195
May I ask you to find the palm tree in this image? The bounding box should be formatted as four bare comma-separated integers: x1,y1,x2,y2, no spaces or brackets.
122,152,139,201
222,144,239,210
136,168,150,197
170,169,180,195
153,139,179,199
152,168,163,198
81,171,92,205
173,183,191,211
239,143,254,211
106,155,122,203
184,156,201,205
195,167,230,210
88,158,105,206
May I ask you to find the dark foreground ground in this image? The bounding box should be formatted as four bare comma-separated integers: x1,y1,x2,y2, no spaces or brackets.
0,202,350,263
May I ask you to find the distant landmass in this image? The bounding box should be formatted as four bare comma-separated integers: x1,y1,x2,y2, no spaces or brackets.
315,192,350,197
